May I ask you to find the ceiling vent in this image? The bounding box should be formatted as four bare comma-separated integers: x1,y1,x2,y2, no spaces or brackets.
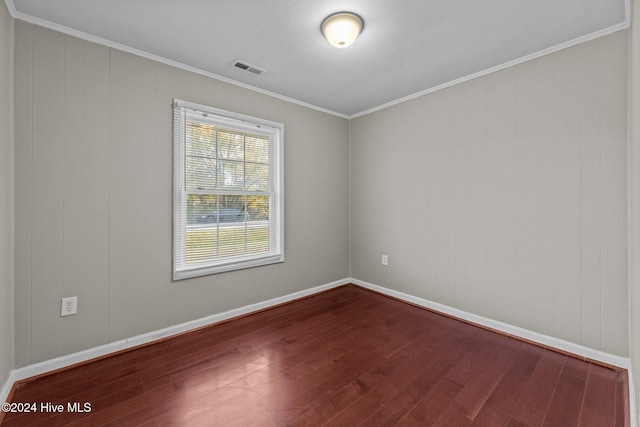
232,59,266,75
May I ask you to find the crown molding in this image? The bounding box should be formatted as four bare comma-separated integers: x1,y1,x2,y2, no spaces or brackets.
4,0,631,120
3,0,15,16
351,20,630,119
2,0,349,119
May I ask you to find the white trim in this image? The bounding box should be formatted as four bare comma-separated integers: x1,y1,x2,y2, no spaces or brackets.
0,370,15,405
174,255,285,281
630,363,638,427
350,278,632,369
350,22,630,119
1,276,635,415
2,0,15,16
0,278,348,396
175,99,285,130
4,0,631,119
2,1,348,120
172,100,285,280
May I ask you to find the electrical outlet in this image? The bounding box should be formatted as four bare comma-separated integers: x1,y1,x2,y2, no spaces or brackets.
61,296,78,317
381,254,388,266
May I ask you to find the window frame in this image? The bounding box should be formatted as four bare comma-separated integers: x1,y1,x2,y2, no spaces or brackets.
172,99,284,281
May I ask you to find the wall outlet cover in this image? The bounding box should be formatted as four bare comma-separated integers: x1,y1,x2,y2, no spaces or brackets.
61,296,78,316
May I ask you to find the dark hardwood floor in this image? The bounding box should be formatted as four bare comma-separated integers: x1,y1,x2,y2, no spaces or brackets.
1,284,628,426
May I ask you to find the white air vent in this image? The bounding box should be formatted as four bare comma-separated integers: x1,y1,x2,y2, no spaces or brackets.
232,59,266,75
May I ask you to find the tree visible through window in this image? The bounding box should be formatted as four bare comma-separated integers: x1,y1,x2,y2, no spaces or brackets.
173,100,283,280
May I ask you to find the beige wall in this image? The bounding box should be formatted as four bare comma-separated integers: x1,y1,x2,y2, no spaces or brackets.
0,2,14,385
629,0,640,413
13,22,350,366
351,31,629,356
8,14,634,374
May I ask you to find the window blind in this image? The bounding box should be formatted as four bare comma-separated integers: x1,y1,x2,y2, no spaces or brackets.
173,100,284,280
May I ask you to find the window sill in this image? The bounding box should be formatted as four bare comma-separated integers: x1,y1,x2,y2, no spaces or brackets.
173,254,284,281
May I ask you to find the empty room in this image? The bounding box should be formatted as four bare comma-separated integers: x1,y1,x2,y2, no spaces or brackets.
1,0,640,425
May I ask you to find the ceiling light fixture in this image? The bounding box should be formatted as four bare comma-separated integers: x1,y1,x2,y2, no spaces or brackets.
321,12,364,48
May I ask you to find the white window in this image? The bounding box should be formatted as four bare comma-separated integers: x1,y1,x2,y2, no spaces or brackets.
172,99,284,280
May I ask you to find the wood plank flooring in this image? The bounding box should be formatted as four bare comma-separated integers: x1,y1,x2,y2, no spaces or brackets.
1,284,628,426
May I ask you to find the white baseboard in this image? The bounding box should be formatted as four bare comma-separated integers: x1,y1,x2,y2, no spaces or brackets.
629,364,638,427
2,276,636,425
0,278,349,404
349,279,639,425
350,278,631,369
0,370,15,405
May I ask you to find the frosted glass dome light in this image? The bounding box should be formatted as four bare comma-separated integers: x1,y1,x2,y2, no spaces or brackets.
321,12,364,48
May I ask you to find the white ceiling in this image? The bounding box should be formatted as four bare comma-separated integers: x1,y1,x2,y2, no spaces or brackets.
7,0,629,117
